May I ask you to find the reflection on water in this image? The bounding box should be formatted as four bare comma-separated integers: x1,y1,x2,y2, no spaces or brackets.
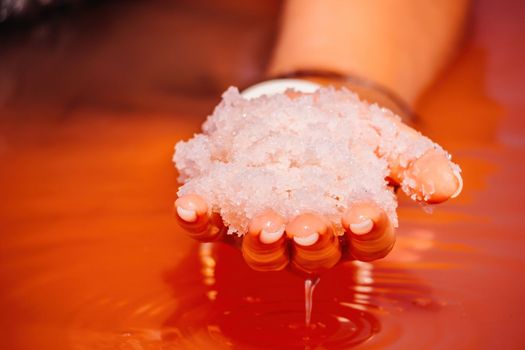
163,244,382,349
44,224,494,350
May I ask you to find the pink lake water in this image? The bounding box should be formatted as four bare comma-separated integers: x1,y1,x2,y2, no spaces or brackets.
0,0,524,349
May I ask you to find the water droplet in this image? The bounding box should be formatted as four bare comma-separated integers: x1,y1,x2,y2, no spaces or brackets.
304,276,321,327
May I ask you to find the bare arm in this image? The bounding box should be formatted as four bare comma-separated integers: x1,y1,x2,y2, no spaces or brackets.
268,0,471,105
174,1,466,273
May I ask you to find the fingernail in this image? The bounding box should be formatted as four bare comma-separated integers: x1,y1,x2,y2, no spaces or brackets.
176,206,197,222
293,232,320,247
260,226,285,244
350,218,374,235
450,170,463,199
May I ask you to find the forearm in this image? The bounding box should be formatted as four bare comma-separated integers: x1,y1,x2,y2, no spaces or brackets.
268,0,470,105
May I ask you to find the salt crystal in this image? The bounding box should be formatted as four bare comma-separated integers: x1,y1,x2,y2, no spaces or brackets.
419,202,435,214
173,87,457,236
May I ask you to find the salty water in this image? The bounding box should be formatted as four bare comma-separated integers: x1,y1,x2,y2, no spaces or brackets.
304,276,320,328
1,0,524,348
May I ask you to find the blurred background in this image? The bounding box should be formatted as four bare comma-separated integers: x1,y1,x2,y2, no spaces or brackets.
0,0,280,116
0,0,524,349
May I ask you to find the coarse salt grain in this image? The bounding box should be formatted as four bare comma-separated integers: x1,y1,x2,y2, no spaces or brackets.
174,86,455,236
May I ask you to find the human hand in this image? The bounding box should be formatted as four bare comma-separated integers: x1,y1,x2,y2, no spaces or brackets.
174,87,462,275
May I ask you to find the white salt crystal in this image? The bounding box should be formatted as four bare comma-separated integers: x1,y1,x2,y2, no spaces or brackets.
173,87,452,236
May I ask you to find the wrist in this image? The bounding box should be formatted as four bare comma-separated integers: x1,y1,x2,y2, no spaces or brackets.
242,70,414,123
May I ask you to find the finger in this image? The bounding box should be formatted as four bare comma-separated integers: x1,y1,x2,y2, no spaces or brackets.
341,202,395,262
384,121,463,204
400,149,463,204
174,194,225,242
241,209,289,272
286,213,342,275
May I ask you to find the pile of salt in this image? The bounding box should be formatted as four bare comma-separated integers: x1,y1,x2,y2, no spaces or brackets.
174,87,456,236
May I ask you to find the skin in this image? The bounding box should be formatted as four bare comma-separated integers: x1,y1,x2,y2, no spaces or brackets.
175,0,466,274
268,0,471,105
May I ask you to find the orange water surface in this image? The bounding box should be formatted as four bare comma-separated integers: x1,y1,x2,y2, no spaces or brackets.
0,0,524,349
